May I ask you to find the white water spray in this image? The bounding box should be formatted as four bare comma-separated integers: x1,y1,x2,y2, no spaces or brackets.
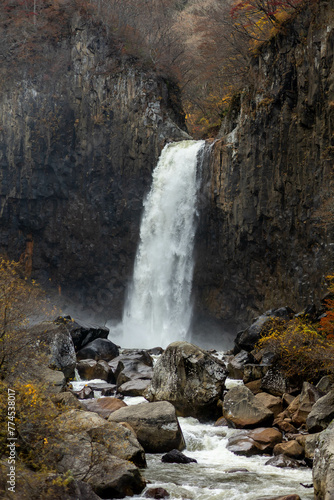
121,140,205,348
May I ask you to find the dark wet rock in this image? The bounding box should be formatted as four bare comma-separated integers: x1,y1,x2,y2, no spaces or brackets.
145,487,170,499
161,449,197,464
76,359,116,382
306,390,334,433
226,468,250,473
223,385,274,428
76,338,119,362
145,341,227,420
54,316,109,351
265,455,305,468
255,495,301,500
108,401,185,453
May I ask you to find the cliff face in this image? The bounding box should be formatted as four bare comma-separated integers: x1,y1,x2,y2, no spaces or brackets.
0,16,189,319
195,0,334,327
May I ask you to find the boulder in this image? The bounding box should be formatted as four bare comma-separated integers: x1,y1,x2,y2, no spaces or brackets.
51,391,85,410
243,364,270,383
27,321,76,380
116,364,153,387
274,419,298,434
223,385,274,428
316,375,334,394
0,464,102,500
76,338,119,362
273,440,304,459
73,386,95,399
54,408,146,470
81,397,127,418
265,455,305,468
145,487,170,499
85,382,117,396
249,428,283,450
306,390,334,433
161,449,197,464
56,436,146,498
145,341,227,420
245,379,263,394
313,420,334,499
76,359,115,382
296,432,321,460
54,316,109,351
254,393,283,418
87,422,146,467
291,382,323,427
108,401,185,453
115,349,154,367
227,350,255,379
260,368,290,396
227,428,282,456
30,365,67,394
118,379,152,397
226,435,263,457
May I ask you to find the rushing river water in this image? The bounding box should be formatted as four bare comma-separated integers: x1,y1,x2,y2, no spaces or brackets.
72,381,314,500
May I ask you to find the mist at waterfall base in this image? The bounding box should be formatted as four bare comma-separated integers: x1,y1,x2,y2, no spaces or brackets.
108,140,232,350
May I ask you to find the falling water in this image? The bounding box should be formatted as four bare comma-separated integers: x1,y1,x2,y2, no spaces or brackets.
121,140,205,349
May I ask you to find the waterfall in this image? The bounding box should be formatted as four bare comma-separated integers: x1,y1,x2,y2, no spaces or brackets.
121,140,205,349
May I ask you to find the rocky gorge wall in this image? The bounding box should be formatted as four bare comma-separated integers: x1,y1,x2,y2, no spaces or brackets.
0,14,189,320
195,0,334,328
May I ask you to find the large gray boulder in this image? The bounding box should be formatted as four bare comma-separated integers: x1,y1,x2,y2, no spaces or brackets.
108,401,185,453
145,341,227,420
313,420,334,499
56,435,145,498
223,385,274,428
306,390,334,433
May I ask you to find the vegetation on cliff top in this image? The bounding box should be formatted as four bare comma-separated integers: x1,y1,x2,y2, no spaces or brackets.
0,0,311,137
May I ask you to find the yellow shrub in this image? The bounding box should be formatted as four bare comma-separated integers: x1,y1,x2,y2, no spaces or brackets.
256,317,334,383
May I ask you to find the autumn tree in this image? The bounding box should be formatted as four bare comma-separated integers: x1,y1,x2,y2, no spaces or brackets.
0,257,55,377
